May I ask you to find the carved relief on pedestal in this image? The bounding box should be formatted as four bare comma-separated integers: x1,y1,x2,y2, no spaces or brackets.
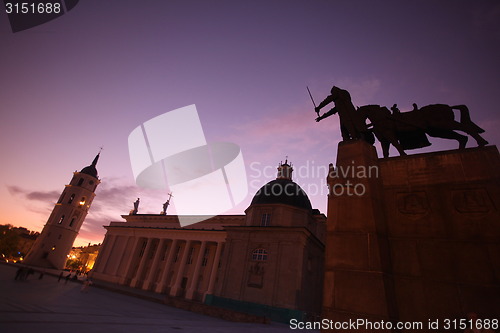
397,192,429,216
452,189,491,214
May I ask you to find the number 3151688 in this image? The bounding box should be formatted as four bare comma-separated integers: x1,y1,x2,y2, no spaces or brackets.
5,2,61,14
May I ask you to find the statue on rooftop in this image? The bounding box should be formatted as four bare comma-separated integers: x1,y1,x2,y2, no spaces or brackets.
130,198,140,215
161,193,173,215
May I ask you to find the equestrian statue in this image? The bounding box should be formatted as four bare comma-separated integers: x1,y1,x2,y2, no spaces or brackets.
311,85,488,158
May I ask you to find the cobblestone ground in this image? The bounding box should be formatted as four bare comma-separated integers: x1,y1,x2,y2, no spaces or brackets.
0,264,318,333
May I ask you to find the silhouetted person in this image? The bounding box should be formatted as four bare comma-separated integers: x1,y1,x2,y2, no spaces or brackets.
38,270,44,280
15,267,24,280
27,268,34,280
65,273,71,284
390,104,400,114
58,271,64,282
81,278,92,293
412,103,419,111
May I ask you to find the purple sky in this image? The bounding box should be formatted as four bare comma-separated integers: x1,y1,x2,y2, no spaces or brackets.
1,1,499,246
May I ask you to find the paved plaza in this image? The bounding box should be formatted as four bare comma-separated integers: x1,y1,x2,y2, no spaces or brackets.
0,264,317,333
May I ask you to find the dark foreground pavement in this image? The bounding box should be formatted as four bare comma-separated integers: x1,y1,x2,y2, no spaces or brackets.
0,263,317,333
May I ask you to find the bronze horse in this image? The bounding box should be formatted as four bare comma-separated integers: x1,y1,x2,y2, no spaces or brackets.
357,104,488,158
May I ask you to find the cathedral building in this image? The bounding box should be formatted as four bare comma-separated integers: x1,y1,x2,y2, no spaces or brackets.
91,160,326,321
24,153,101,269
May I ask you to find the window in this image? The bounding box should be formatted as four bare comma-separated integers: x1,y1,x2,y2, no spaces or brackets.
149,240,158,259
161,245,168,261
187,247,194,264
69,217,76,227
252,249,268,261
79,197,86,206
218,247,224,268
77,178,84,186
58,215,65,224
173,246,181,263
138,240,147,258
261,213,271,226
201,248,210,267
68,194,75,204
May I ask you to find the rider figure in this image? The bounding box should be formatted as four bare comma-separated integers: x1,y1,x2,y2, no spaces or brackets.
315,86,368,141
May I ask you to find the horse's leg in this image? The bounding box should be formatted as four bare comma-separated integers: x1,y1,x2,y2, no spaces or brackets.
452,121,489,147
426,128,468,149
373,129,403,157
392,140,407,156
380,140,390,158
385,132,406,156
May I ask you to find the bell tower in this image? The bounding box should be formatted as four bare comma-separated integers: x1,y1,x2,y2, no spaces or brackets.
24,153,101,269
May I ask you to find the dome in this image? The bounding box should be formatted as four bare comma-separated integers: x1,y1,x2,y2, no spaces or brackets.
251,178,312,210
80,165,98,178
80,153,99,179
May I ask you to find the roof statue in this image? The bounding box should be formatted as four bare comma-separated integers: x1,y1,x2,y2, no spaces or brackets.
130,198,140,215
310,86,488,157
161,192,173,215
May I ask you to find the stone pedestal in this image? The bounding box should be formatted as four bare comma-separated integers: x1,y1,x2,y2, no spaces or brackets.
323,141,500,330
323,140,397,327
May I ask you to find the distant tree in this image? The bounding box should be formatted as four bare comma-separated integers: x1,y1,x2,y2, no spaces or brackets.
0,224,20,258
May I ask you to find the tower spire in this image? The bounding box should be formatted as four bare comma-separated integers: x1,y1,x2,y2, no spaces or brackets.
91,152,100,167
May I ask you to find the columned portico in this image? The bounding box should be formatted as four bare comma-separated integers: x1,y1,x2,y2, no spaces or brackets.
91,158,327,321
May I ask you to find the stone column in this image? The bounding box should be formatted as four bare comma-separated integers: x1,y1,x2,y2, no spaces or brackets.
92,233,114,273
119,236,141,285
185,241,207,300
155,239,178,293
169,240,192,297
130,237,154,288
203,241,223,301
322,140,396,324
142,238,166,290
109,235,125,277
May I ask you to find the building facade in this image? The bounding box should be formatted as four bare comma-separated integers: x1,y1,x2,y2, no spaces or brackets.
92,161,326,321
24,153,101,269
